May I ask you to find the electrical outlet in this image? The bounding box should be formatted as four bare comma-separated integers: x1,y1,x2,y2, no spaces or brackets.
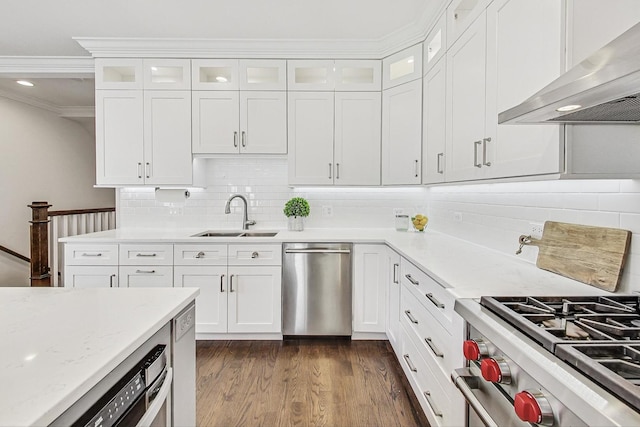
322,205,333,217
529,222,544,239
393,208,405,216
453,212,463,223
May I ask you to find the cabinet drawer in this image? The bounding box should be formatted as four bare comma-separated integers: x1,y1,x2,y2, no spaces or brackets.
400,325,455,427
400,290,454,380
119,244,173,265
174,244,227,266
65,244,119,266
64,266,118,288
401,258,454,329
119,266,174,287
228,244,282,266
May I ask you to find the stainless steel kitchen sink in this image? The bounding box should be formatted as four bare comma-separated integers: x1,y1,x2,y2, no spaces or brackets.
191,231,278,237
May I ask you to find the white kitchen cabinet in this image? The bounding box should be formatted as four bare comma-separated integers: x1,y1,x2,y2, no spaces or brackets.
239,59,287,91
95,58,143,90
192,59,239,90
119,244,174,265
422,57,447,184
288,91,335,185
382,44,423,90
334,92,382,185
287,60,335,91
175,266,228,333
382,79,422,185
227,266,282,333
423,12,447,75
386,249,402,353
334,60,381,91
353,245,388,334
446,0,491,49
64,266,118,288
143,59,191,90
192,90,286,155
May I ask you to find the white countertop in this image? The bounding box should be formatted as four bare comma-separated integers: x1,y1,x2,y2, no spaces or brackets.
62,227,613,298
0,287,198,427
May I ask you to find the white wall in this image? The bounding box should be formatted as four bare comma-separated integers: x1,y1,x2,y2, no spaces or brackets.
425,179,640,293
118,158,427,230
0,97,114,286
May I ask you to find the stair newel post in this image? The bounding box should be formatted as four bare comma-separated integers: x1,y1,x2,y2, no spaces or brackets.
29,201,52,287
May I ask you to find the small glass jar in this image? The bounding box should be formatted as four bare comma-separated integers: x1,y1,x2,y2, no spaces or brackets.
395,214,409,231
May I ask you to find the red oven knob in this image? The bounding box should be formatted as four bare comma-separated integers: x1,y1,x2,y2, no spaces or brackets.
463,339,488,361
480,358,511,384
514,390,554,426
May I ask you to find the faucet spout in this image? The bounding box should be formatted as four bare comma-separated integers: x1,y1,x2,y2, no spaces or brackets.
224,194,255,230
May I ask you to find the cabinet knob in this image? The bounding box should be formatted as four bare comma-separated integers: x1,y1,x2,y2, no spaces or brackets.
251,251,259,259
195,251,205,259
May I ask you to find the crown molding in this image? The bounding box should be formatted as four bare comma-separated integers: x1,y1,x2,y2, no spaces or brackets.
0,88,60,114
59,106,95,118
0,56,94,77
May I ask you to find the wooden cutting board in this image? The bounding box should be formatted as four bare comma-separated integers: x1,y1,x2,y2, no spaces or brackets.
519,221,631,292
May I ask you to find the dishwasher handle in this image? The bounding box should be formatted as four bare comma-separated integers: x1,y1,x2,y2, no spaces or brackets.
285,249,351,254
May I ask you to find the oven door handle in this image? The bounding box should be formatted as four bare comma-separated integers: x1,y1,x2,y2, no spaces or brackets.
136,367,173,427
452,368,499,427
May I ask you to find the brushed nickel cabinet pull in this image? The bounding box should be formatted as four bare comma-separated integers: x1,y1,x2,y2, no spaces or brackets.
437,153,444,174
109,274,116,288
220,274,225,293
426,292,445,309
137,162,143,179
336,163,340,179
474,140,482,168
393,263,399,284
145,162,151,178
404,310,419,324
329,163,332,179
482,137,492,166
233,131,238,148
424,391,443,417
230,274,235,292
241,131,246,147
195,251,205,259
135,269,156,274
425,337,444,357
251,251,259,259
82,253,102,257
414,159,419,177
405,274,419,286
403,354,418,372
136,253,157,257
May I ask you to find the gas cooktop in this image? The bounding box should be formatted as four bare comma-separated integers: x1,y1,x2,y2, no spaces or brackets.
480,295,640,413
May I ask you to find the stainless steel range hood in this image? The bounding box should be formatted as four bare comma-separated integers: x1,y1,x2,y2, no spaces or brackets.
499,22,640,124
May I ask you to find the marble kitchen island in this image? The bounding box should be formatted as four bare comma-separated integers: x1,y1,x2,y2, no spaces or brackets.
0,287,198,427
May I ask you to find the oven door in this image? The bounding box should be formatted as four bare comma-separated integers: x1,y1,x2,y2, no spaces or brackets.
452,365,529,427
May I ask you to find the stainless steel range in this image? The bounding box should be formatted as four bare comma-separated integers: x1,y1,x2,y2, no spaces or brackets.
453,295,640,427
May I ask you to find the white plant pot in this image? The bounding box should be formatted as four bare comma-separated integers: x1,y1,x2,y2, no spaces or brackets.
288,216,304,231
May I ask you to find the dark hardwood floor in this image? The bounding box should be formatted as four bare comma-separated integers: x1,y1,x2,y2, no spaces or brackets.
196,339,426,427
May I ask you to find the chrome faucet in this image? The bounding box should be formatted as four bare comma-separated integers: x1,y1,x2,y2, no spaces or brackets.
224,194,256,230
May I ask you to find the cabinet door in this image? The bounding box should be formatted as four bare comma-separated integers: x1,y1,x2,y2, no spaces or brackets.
143,59,191,90
64,266,118,288
192,59,239,90
387,250,402,353
239,59,286,91
334,92,382,185
95,59,143,90
446,12,488,182
174,266,228,333
239,91,287,154
382,44,423,90
287,92,335,185
287,60,335,91
424,12,447,75
447,0,491,48
353,245,388,333
143,90,193,185
192,91,240,154
119,266,174,287
422,58,447,184
227,266,282,333
95,90,144,185
484,0,563,179
382,79,423,185
334,60,382,91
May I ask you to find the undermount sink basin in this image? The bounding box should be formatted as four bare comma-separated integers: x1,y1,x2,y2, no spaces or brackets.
192,231,278,238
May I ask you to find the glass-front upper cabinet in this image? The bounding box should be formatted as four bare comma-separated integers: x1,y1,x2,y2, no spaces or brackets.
424,12,447,75
447,0,491,48
143,59,191,90
192,59,239,90
382,44,423,90
287,60,335,91
95,59,143,90
239,60,286,90
334,60,381,91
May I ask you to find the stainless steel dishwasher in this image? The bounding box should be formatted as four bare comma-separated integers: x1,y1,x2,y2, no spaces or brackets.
282,243,352,336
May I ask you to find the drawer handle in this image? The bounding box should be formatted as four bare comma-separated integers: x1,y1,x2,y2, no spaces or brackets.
136,253,157,257
393,263,399,284
403,354,418,372
426,293,445,309
425,337,444,358
220,274,225,293
404,310,418,324
195,251,205,259
230,275,235,292
135,269,156,274
109,274,116,288
81,253,102,257
405,274,419,286
424,391,443,417
251,251,259,259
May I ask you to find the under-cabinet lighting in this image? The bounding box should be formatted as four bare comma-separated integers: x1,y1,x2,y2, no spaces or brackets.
216,76,228,83
556,104,581,112
16,80,34,87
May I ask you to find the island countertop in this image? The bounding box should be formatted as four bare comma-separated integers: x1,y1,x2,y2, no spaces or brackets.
0,287,198,427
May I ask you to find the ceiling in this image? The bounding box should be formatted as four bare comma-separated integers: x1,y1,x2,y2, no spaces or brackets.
0,0,432,118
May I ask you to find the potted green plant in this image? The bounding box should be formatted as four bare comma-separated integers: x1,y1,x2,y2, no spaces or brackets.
283,197,310,231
